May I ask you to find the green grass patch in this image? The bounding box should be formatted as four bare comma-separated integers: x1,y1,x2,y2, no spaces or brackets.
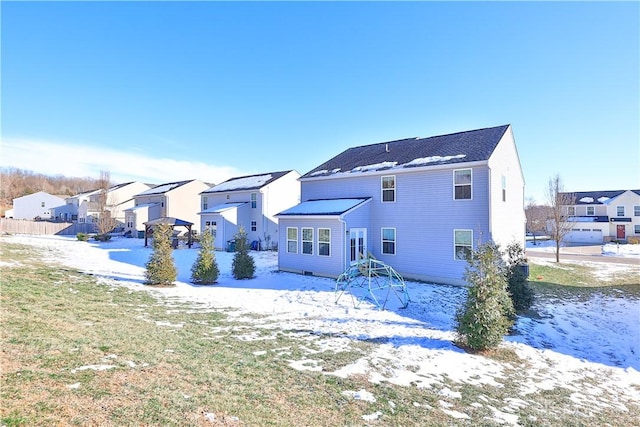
1,240,638,426
529,260,640,287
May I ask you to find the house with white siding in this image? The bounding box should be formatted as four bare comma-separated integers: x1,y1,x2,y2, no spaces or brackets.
124,179,211,237
561,189,640,243
80,182,153,231
10,191,67,220
198,170,300,250
276,124,525,286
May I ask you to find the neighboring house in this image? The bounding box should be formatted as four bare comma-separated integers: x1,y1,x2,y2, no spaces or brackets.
561,189,640,243
78,181,153,230
10,191,66,220
198,170,301,250
51,189,97,222
124,179,211,237
276,124,525,286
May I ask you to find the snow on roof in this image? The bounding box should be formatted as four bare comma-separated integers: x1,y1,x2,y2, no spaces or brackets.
277,198,370,216
351,162,397,173
208,174,272,193
404,154,466,167
579,197,594,203
309,168,341,177
199,202,248,214
137,180,192,196
597,197,610,203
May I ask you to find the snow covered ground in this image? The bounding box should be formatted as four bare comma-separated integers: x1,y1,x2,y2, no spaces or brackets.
2,234,640,424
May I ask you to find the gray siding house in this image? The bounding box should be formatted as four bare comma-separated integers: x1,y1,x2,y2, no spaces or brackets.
276,124,525,286
198,170,300,250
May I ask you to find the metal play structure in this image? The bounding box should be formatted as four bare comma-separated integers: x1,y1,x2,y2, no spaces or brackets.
335,256,410,310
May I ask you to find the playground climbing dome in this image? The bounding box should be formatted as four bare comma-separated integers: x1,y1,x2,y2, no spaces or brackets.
335,256,410,310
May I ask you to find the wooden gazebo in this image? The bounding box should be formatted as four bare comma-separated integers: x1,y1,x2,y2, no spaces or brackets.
143,217,194,248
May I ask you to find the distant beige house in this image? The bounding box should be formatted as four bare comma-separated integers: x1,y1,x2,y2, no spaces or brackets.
124,179,211,237
561,189,640,243
199,170,300,250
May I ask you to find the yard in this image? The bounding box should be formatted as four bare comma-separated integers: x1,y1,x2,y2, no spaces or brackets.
1,234,639,426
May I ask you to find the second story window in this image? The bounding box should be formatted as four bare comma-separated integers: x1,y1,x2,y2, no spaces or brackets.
381,176,395,202
502,175,507,202
617,206,625,217
251,193,257,209
203,197,208,210
635,206,640,217
586,206,594,216
568,207,576,216
454,169,472,200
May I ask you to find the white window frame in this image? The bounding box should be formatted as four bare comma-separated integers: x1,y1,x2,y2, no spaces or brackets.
586,206,595,216
381,175,396,203
568,206,576,216
286,227,298,254
318,228,330,257
454,229,473,260
251,220,257,232
501,175,507,202
381,227,396,255
203,196,208,210
617,206,625,217
454,169,472,200
634,206,640,217
302,227,313,255
635,225,640,234
251,192,257,209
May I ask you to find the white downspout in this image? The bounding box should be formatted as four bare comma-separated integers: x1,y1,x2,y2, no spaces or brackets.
339,215,347,273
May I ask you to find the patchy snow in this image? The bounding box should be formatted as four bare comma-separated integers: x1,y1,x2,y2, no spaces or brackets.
351,161,397,172
3,234,640,420
206,174,273,192
277,198,369,216
404,154,466,166
597,196,610,203
527,239,640,258
579,197,594,203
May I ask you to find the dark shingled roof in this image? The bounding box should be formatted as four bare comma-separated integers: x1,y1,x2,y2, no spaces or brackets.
301,125,510,178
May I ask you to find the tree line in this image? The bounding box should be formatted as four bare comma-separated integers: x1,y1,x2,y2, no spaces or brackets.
0,167,103,212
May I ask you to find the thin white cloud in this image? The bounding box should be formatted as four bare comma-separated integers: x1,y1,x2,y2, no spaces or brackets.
0,137,243,186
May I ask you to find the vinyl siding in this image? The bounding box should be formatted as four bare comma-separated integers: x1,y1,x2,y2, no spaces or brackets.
299,166,491,285
277,218,345,277
487,128,526,249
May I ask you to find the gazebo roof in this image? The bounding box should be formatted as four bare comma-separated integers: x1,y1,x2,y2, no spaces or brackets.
144,217,193,227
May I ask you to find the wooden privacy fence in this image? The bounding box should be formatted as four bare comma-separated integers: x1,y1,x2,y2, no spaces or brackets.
0,218,95,236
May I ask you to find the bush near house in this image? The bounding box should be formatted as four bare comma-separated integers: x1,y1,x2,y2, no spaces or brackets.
190,228,219,285
232,226,255,280
144,223,177,286
504,242,534,312
455,242,515,352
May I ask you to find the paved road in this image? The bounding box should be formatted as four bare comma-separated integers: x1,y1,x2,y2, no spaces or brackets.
526,246,640,266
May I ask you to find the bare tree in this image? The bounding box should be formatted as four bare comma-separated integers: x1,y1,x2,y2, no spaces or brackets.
525,197,551,245
545,174,575,262
95,170,118,237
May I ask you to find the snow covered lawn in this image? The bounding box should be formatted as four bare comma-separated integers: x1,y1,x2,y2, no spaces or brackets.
2,234,639,425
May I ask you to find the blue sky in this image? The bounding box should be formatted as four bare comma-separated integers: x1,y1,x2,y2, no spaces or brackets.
2,1,638,203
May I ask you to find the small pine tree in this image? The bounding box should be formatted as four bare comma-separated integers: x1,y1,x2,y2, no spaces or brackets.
505,241,534,312
191,228,219,285
232,226,255,280
455,242,515,351
144,223,177,286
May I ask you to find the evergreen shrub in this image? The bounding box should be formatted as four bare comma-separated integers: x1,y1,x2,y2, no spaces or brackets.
191,228,219,285
232,226,255,280
144,223,177,286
